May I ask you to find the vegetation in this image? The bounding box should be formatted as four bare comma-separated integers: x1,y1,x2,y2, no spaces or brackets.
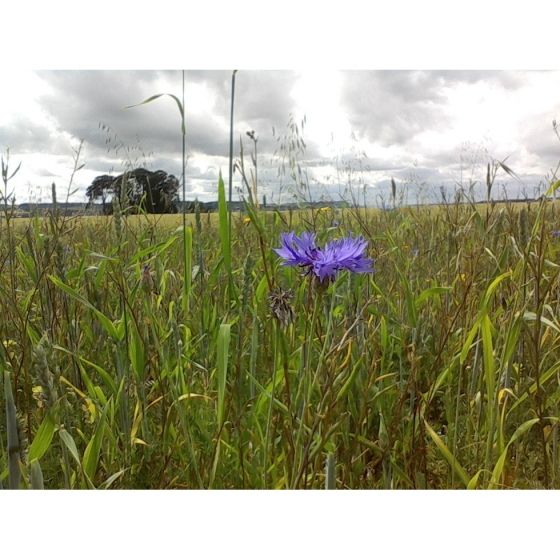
86,168,180,215
1,172,560,488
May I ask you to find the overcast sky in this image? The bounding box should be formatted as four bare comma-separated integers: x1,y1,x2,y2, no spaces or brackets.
1,69,559,206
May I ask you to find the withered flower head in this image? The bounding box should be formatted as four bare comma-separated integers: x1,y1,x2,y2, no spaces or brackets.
268,287,295,327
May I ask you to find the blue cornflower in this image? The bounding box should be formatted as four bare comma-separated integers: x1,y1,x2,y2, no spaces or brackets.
275,232,374,283
552,230,560,237
412,249,419,256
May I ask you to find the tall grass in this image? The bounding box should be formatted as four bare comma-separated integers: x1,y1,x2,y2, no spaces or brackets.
1,180,560,488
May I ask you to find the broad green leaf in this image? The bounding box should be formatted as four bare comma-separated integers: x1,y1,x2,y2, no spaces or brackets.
28,412,56,462
414,286,451,307
59,428,81,465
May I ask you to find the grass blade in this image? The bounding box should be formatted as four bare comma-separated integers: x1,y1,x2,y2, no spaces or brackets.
217,323,231,427
28,412,56,462
424,419,470,487
4,371,21,489
29,459,44,490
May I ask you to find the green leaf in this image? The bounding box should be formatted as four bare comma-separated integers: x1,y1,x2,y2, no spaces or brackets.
125,93,185,135
48,275,121,340
59,428,81,465
217,170,231,277
415,286,452,307
182,225,192,313
397,267,417,328
424,419,470,487
489,418,539,488
509,363,559,413
17,246,37,283
126,236,177,266
481,271,511,312
83,403,109,481
99,469,127,490
29,459,44,490
28,412,56,462
523,311,560,335
546,179,560,198
86,251,118,262
59,428,96,489
481,314,495,403
467,469,483,490
217,323,231,426
336,355,365,401
459,316,482,364
249,372,289,416
4,371,21,489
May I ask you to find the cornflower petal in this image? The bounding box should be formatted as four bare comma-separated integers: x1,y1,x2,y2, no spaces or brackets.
274,232,374,282
274,231,318,268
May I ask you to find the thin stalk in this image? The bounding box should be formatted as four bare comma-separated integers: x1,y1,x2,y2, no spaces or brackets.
264,322,281,488
228,70,237,241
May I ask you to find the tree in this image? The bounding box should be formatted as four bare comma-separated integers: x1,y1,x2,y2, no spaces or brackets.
86,168,179,214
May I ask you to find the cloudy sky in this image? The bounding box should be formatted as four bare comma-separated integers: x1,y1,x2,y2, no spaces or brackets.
1,69,559,206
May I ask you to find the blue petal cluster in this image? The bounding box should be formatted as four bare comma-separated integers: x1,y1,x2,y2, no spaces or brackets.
275,232,374,282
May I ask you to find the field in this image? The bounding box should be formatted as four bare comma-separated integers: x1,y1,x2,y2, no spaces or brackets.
2,184,560,490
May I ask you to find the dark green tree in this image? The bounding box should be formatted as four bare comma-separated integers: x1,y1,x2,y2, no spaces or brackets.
86,168,179,214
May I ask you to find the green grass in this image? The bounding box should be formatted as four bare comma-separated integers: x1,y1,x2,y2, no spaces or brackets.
1,193,560,489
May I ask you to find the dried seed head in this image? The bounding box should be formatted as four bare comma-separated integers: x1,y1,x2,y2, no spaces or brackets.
268,288,295,327
141,264,155,293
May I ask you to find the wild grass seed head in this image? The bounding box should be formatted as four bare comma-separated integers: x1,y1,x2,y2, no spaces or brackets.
113,196,122,240
33,335,58,410
16,410,29,465
518,207,528,245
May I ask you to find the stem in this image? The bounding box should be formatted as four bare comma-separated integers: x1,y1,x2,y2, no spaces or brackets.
264,321,280,488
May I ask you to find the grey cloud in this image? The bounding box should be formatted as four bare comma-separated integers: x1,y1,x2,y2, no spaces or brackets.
0,114,61,155
340,70,452,147
426,70,530,90
339,70,545,150
37,70,189,155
